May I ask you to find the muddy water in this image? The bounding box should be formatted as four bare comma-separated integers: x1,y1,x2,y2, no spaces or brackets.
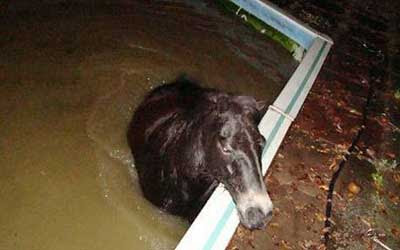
0,1,298,250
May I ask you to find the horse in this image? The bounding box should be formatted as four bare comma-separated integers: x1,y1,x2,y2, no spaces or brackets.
127,77,273,229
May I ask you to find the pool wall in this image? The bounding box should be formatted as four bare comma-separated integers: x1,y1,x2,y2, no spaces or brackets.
176,1,333,249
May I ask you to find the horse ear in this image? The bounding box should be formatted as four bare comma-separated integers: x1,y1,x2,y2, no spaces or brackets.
206,93,231,113
234,95,256,107
234,96,268,123
234,96,267,113
205,92,218,104
254,100,268,123
255,100,268,116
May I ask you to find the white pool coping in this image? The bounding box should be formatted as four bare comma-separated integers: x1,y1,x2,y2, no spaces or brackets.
175,1,333,249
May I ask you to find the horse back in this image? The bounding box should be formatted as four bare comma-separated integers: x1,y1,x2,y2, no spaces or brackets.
127,78,205,158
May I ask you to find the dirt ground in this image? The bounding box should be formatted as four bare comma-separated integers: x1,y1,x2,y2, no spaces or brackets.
228,0,400,249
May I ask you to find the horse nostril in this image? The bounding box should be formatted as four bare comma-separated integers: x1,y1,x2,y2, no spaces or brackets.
245,207,266,230
265,210,273,222
245,207,264,221
244,207,273,230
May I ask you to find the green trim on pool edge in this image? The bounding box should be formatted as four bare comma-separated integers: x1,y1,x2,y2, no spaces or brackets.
263,40,327,158
285,41,327,115
203,202,235,250
202,40,327,250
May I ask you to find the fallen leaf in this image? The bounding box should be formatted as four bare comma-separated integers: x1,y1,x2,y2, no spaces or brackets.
319,185,329,191
270,222,280,228
391,227,400,238
347,181,361,194
315,213,326,222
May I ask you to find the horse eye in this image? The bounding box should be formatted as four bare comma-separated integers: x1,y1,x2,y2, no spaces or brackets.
220,131,229,139
222,146,231,153
220,126,232,139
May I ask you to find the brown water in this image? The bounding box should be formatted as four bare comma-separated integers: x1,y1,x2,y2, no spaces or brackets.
0,1,298,250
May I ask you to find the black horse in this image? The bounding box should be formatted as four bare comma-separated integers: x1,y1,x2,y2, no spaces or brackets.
127,77,273,229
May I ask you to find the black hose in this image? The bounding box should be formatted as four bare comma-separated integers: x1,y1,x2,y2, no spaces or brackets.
323,84,373,245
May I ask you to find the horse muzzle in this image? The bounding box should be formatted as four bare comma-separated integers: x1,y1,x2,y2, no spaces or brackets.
236,191,273,230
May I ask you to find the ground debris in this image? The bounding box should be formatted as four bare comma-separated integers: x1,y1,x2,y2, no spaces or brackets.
228,0,400,248
299,240,327,250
